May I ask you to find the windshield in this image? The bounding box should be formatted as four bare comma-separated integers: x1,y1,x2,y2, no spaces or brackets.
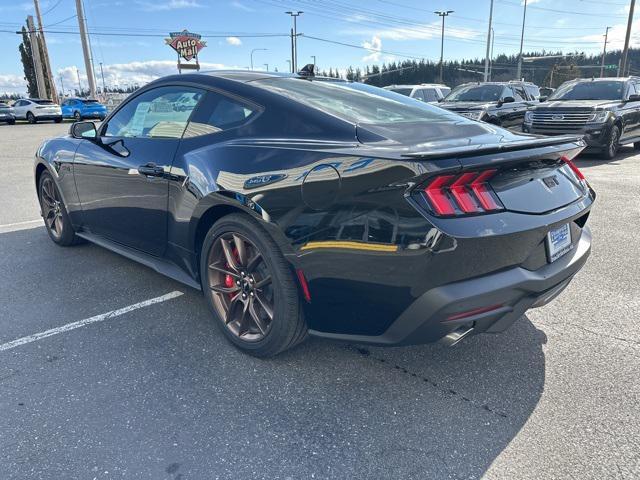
254,78,460,125
444,84,504,102
387,88,413,97
549,81,625,101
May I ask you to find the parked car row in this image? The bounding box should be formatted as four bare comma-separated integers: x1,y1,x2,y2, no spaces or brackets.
0,97,107,124
388,77,640,159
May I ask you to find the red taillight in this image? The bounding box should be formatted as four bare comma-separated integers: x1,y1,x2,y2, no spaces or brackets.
560,155,585,181
422,169,503,217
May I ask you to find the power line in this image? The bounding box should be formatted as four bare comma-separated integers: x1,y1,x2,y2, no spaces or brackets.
41,0,65,16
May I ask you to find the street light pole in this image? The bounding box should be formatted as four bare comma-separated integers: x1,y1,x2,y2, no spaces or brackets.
620,0,635,76
434,10,453,84
516,0,528,80
311,55,316,70
99,62,106,95
264,63,269,71
489,27,495,81
484,0,494,81
285,11,303,72
600,26,611,78
285,59,291,72
250,48,268,71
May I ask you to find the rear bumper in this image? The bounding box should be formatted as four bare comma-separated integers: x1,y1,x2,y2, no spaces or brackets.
309,225,591,346
33,114,62,120
0,114,14,122
523,123,611,149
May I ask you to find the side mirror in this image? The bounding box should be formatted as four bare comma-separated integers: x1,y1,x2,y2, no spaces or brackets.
539,96,547,102
626,94,640,102
501,96,516,104
70,121,97,140
437,97,444,103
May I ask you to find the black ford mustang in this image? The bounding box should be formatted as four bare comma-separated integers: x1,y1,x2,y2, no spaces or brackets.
34,69,594,357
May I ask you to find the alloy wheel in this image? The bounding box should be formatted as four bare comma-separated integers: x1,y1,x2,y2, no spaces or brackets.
207,232,274,342
609,128,620,157
74,111,81,121
40,177,64,240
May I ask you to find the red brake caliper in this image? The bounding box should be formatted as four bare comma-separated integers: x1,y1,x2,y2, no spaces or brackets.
224,247,240,298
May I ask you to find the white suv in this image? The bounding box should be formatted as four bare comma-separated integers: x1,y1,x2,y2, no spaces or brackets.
12,98,62,124
384,84,451,103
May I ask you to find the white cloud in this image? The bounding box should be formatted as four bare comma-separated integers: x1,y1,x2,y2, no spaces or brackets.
55,60,243,93
135,0,202,11
0,74,26,95
230,1,254,12
362,36,382,62
226,36,242,46
579,23,640,50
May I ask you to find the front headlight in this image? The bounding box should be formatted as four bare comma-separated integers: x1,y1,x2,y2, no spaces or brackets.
460,110,484,121
524,111,534,123
588,111,612,123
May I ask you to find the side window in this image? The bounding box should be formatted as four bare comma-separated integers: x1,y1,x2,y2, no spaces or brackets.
15,100,24,107
104,86,204,138
421,88,439,102
512,85,527,101
525,85,540,100
184,91,257,137
412,90,425,101
626,82,637,98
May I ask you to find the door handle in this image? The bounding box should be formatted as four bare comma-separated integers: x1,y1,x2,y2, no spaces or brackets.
138,163,164,177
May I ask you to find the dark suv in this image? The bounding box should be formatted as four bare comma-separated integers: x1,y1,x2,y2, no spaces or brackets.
523,77,640,159
438,81,540,128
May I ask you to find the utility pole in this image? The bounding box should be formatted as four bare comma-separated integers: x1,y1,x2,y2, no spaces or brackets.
75,0,97,98
99,62,106,94
516,0,528,80
26,16,46,99
434,10,453,84
33,0,58,102
311,55,316,70
76,68,82,95
285,11,302,72
600,27,611,78
59,73,65,96
620,0,636,76
489,27,495,81
484,0,494,81
285,59,291,72
250,48,267,71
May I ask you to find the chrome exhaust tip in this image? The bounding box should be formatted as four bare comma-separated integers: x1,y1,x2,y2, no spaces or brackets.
441,325,474,347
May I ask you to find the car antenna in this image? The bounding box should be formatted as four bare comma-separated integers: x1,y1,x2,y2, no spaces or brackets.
297,63,316,78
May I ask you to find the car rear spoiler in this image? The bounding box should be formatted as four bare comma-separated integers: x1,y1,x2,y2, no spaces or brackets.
401,135,584,160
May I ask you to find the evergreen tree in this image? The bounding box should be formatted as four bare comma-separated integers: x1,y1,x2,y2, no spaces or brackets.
19,25,37,98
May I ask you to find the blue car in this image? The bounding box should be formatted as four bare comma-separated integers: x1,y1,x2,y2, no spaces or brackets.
61,98,107,121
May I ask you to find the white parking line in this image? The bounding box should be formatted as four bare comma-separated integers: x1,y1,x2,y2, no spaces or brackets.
0,219,43,233
0,291,184,353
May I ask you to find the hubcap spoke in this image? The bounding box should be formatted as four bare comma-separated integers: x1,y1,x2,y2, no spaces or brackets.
254,275,271,290
208,263,240,278
254,292,274,320
210,284,240,294
233,234,247,266
246,253,262,273
220,238,240,272
249,299,268,335
225,293,241,325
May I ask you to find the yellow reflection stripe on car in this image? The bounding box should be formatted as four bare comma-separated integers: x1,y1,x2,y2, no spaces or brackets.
300,241,398,252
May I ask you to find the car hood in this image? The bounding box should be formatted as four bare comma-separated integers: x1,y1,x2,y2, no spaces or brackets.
438,101,494,111
533,99,623,111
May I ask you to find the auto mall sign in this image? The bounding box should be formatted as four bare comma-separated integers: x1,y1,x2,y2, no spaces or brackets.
165,30,207,63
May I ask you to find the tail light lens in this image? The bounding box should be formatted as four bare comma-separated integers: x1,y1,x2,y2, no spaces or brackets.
422,169,504,217
560,155,587,184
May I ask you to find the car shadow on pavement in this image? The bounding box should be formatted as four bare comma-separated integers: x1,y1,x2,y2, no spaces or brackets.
576,145,638,167
0,226,547,480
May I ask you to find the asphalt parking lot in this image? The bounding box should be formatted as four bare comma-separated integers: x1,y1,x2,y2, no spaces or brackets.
0,121,639,480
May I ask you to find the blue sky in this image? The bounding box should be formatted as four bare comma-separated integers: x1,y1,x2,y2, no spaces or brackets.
0,0,638,94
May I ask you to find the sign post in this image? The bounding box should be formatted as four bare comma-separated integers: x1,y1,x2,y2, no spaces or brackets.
164,30,207,73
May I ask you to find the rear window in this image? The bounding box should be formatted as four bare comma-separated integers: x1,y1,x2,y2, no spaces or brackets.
81,99,100,104
254,78,458,125
549,81,625,101
32,99,54,105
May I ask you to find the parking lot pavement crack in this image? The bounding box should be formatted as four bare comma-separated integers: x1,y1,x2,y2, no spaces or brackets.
346,345,509,420
536,320,640,349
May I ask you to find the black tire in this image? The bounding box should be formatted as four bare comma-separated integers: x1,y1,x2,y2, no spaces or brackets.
54,117,63,123
634,141,640,150
74,111,82,121
38,171,81,246
601,125,621,160
200,213,307,357
8,119,15,125
27,111,36,124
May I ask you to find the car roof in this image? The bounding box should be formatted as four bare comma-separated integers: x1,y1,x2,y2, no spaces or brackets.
385,84,448,88
564,77,639,83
